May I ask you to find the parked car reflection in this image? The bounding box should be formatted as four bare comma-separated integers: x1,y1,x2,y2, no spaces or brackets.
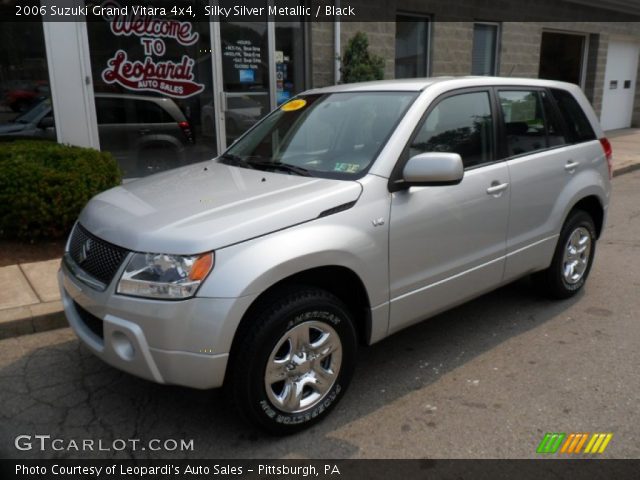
0,94,195,177
201,94,266,143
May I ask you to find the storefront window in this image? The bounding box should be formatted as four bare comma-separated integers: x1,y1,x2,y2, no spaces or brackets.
0,20,53,140
86,0,216,178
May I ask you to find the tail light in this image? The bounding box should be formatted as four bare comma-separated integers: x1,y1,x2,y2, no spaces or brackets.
178,121,194,143
599,137,613,179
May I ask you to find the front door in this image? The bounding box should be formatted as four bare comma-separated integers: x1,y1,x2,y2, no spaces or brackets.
388,90,510,334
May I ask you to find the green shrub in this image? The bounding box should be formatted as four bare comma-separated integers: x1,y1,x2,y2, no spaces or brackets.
0,140,121,240
339,32,385,83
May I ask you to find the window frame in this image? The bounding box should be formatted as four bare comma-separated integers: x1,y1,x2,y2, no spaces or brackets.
471,22,501,76
493,86,573,161
394,12,432,78
389,86,500,192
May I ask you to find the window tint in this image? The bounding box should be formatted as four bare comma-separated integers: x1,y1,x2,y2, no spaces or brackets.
133,100,174,124
498,90,547,156
95,98,128,124
550,88,596,143
541,90,568,147
411,91,493,169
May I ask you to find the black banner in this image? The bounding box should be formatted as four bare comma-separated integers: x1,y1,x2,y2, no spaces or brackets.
2,0,640,22
2,459,640,480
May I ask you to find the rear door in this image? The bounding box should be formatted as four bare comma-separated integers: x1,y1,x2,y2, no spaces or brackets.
388,89,510,333
499,87,595,281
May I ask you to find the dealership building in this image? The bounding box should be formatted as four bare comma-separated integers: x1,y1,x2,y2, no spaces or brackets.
1,0,639,178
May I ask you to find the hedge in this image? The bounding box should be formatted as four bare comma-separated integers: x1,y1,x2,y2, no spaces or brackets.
0,140,121,240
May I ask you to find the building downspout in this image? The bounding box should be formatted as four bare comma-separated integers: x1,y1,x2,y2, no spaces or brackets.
334,0,340,84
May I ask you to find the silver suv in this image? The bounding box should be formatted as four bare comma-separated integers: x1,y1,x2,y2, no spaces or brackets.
58,77,612,434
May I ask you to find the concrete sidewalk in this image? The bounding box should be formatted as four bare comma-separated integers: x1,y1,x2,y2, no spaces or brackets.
0,259,66,338
1,128,639,339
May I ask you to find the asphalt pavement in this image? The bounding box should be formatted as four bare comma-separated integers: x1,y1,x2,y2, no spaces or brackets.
0,171,639,460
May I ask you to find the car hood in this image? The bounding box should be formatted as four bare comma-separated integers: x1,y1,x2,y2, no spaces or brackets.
79,161,363,254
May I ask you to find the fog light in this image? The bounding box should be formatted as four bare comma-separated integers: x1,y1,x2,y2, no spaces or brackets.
112,331,135,361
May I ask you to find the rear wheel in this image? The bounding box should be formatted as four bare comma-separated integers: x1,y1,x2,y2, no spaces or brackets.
227,287,357,435
533,210,597,299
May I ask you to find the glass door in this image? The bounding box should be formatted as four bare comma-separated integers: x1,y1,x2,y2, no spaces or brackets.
213,18,271,150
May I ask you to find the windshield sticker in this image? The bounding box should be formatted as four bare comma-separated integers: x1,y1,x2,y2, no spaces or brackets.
281,99,306,112
333,163,360,173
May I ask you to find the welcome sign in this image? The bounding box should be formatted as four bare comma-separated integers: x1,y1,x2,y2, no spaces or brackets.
99,0,205,98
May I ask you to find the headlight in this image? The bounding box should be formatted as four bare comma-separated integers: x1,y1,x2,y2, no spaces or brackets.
117,252,214,299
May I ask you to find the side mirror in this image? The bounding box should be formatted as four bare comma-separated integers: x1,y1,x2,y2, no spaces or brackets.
38,116,54,129
401,152,464,187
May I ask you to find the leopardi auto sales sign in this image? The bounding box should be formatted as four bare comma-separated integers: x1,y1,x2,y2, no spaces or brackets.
99,0,205,98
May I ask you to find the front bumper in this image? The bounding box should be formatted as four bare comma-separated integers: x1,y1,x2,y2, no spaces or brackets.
58,262,256,389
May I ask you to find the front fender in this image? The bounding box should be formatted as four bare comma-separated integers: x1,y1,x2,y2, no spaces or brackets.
197,214,389,309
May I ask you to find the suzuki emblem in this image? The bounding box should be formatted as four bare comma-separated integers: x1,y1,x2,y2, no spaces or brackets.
77,238,93,264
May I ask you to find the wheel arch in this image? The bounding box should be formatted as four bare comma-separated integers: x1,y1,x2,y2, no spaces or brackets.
567,194,605,238
227,265,373,371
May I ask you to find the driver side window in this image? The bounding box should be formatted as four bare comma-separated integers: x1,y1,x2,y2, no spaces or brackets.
410,91,494,169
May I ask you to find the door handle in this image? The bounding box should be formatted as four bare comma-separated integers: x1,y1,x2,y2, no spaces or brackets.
486,182,509,195
564,160,580,172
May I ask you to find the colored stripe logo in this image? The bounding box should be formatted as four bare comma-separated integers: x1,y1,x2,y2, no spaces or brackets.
537,433,613,454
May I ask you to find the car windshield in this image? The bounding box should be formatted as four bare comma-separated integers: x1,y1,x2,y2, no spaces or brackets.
14,98,51,124
220,91,418,179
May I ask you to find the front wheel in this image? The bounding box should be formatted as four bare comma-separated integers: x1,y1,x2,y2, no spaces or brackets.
227,287,357,435
533,210,597,299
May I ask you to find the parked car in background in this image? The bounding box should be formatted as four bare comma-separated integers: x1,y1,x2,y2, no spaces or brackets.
0,94,194,176
3,80,49,112
59,77,611,434
94,93,194,176
0,97,55,140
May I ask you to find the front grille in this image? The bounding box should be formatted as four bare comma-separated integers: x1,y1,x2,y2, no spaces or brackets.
74,301,104,340
68,224,128,286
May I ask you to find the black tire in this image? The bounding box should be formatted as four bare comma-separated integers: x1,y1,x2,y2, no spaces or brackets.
226,286,357,435
533,210,597,299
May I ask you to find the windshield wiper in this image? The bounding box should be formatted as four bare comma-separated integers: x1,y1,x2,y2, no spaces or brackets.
218,153,255,169
245,159,312,177
220,154,312,177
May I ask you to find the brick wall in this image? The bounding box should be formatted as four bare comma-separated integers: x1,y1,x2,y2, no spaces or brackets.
310,23,334,88
310,14,640,126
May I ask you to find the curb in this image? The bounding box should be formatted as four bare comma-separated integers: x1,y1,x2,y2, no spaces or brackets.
0,300,67,340
0,163,639,341
612,162,640,177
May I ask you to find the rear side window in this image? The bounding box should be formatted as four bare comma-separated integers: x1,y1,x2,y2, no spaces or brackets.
549,88,596,143
498,90,547,156
498,90,569,156
541,90,568,148
410,91,494,169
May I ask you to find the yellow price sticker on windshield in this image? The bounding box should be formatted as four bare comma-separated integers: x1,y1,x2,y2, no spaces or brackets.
281,99,306,112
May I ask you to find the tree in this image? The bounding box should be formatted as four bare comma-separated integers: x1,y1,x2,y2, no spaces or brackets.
339,32,385,83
